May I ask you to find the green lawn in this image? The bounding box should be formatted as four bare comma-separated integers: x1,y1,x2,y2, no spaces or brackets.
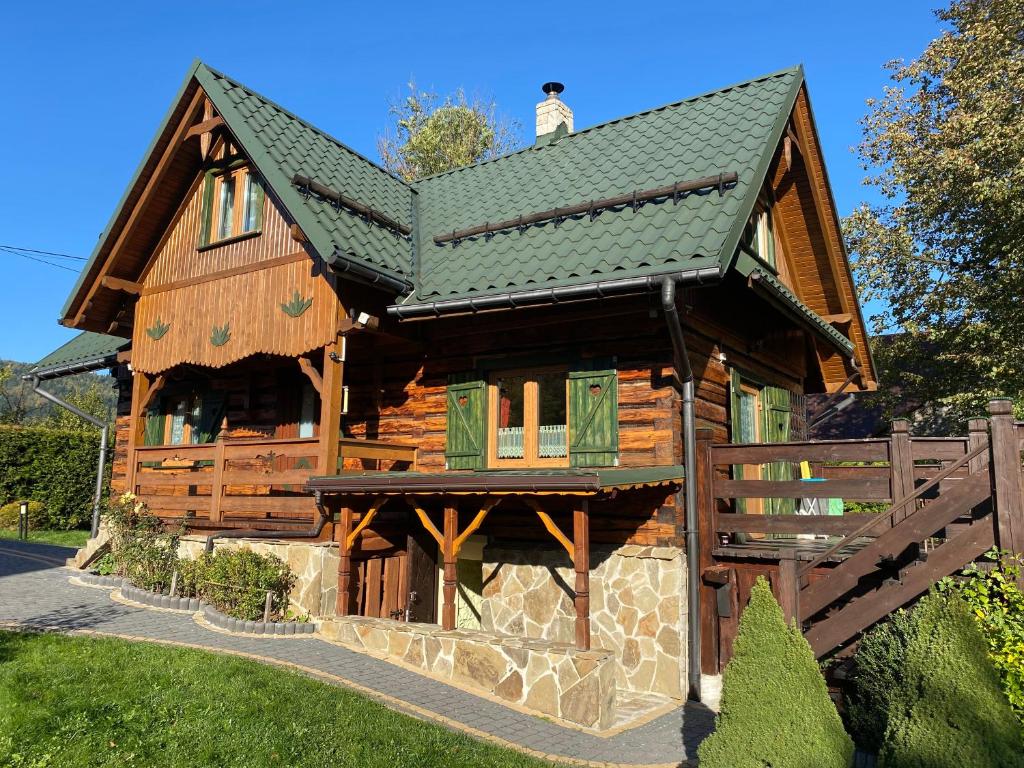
0,528,90,548
0,632,556,768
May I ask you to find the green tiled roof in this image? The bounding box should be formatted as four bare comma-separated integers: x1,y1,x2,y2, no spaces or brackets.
402,67,802,305
196,65,414,286
31,332,128,378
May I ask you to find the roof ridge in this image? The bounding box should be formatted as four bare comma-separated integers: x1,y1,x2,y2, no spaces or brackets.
410,65,803,186
200,62,413,191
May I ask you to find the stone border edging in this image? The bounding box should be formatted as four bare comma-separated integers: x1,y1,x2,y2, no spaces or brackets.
78,572,126,589
120,583,201,612
201,604,315,635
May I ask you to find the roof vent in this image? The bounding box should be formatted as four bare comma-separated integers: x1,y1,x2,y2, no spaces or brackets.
536,81,573,142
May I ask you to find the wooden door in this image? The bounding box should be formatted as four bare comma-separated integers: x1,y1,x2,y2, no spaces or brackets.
351,551,408,619
405,526,438,623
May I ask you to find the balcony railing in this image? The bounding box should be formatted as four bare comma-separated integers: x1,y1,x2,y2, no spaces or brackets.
130,436,418,529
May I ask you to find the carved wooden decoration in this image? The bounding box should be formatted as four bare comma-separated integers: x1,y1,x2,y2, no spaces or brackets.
281,289,313,318
210,324,231,347
146,318,171,341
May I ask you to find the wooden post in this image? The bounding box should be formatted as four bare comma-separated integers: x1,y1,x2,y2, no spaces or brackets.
989,399,1024,557
209,436,226,524
889,418,915,524
125,372,149,494
573,500,591,651
694,427,719,674
335,505,354,616
442,504,458,630
319,340,345,477
776,548,800,626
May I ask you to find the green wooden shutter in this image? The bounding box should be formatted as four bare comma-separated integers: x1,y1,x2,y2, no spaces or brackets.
568,370,618,468
763,386,794,515
729,369,746,514
251,174,265,231
446,376,486,470
143,400,165,446
198,171,215,247
196,390,227,444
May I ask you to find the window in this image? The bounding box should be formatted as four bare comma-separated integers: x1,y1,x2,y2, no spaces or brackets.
201,165,264,246
489,368,569,467
743,207,776,268
729,371,795,516
165,394,203,446
298,382,317,439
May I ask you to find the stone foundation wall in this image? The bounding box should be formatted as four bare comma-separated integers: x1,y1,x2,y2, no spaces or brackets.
482,543,685,698
320,616,616,730
178,536,339,616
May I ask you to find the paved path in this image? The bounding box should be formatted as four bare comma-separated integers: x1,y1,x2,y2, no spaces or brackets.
0,540,714,767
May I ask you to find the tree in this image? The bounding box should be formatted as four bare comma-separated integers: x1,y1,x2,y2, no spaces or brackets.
846,0,1024,430
697,577,853,768
43,377,113,432
0,363,39,425
378,83,522,181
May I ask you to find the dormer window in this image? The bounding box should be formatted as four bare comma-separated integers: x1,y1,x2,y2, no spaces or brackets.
199,162,264,248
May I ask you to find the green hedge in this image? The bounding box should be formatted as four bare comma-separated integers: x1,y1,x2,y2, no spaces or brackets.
697,577,854,768
0,425,103,530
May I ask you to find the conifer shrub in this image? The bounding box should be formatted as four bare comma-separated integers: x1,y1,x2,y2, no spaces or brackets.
879,591,1023,768
697,576,854,768
845,608,917,752
0,500,46,529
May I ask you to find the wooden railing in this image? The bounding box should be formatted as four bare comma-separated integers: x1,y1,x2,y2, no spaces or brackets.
131,436,418,530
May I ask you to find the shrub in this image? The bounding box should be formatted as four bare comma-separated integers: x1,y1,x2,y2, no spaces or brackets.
697,577,854,768
938,549,1024,723
0,500,46,529
0,424,104,529
879,591,1023,768
105,493,181,593
189,548,296,621
845,608,918,752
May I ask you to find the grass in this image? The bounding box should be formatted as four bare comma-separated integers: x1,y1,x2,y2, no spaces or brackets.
0,631,556,768
0,528,90,548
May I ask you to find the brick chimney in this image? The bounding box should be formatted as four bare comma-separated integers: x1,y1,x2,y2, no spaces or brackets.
536,82,573,141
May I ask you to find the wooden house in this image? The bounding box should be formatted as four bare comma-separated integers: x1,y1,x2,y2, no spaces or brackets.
39,61,879,728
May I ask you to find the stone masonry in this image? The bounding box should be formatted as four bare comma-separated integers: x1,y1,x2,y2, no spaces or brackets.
319,614,617,730
482,543,686,698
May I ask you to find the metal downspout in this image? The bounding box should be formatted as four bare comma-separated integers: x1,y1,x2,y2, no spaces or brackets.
27,376,109,538
660,277,702,702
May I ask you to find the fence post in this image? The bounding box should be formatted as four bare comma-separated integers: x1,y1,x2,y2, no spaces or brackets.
776,548,800,626
694,427,719,674
989,399,1024,558
889,419,915,524
968,418,989,474
209,437,226,524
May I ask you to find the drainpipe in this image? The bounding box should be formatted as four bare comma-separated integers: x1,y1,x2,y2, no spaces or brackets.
204,494,332,553
660,277,702,702
27,376,109,538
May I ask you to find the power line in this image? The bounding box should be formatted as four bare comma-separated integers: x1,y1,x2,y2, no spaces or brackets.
0,244,87,261
0,246,79,273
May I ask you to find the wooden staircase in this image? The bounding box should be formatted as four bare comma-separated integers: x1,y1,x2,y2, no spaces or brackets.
698,398,1024,670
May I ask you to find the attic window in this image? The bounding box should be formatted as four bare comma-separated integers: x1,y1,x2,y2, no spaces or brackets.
199,164,265,247
743,207,776,269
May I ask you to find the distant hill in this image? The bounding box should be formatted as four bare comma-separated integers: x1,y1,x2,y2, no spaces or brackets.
0,360,117,428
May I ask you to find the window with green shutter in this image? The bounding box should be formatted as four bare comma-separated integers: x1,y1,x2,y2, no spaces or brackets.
143,399,165,446
762,385,795,515
568,369,618,468
446,376,486,470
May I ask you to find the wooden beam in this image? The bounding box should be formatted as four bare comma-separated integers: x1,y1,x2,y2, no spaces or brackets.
100,276,142,295
524,498,574,559
453,497,499,555
137,374,166,413
200,99,215,160
70,88,206,328
319,334,344,476
989,399,1024,561
345,495,386,549
125,372,149,493
775,548,799,626
184,115,224,141
297,356,323,395
336,505,355,616
290,224,308,244
410,498,444,547
573,500,591,651
442,504,458,631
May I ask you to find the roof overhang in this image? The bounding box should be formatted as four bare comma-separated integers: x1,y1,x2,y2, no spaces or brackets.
27,332,129,381
306,467,684,497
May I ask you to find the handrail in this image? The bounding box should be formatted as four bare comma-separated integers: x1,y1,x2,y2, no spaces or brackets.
797,442,988,577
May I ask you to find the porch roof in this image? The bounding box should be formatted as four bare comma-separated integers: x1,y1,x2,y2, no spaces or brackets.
306,466,684,496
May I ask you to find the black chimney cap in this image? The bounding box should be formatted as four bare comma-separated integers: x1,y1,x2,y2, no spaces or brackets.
542,82,565,97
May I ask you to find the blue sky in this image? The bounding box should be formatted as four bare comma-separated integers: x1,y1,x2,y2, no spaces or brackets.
0,1,940,363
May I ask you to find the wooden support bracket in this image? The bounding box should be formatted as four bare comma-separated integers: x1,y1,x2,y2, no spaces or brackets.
524,497,574,560
410,498,444,547
345,495,387,549
297,356,323,394
100,276,143,295
453,497,499,555
184,115,224,141
137,374,166,412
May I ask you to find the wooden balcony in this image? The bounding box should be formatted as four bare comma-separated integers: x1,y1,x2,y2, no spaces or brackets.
130,436,418,531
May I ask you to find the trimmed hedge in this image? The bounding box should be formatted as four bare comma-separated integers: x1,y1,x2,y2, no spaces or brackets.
180,549,296,622
697,577,854,768
0,425,103,530
879,591,1023,768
